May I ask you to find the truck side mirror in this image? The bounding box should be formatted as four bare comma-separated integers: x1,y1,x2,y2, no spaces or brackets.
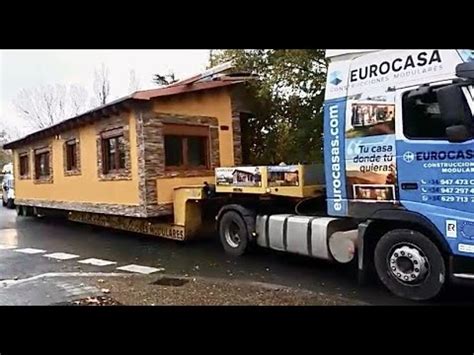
456,62,474,80
437,84,473,142
446,125,471,143
407,85,431,100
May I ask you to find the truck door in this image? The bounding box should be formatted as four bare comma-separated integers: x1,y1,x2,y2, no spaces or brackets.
396,82,474,257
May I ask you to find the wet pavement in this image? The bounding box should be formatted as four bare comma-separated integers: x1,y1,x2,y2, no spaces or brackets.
1,207,474,305
0,273,103,305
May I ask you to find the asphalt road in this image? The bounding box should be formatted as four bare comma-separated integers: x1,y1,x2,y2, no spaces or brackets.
1,207,473,305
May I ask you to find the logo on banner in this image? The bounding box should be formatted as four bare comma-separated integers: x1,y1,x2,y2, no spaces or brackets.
329,71,343,86
403,151,415,163
446,220,457,238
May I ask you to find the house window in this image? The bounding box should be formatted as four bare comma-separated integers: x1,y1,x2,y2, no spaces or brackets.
34,149,50,179
101,130,126,174
65,140,78,171
163,124,209,170
19,153,29,177
164,136,183,166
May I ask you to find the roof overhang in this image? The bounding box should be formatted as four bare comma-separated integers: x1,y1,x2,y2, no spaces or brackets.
3,82,246,150
3,96,139,150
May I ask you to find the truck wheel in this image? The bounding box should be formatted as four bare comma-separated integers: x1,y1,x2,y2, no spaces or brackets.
374,229,446,301
2,199,6,207
219,211,249,257
6,199,14,209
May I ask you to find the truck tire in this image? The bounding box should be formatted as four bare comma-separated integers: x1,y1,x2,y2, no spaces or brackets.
374,229,446,301
6,199,14,209
218,210,250,257
2,199,6,207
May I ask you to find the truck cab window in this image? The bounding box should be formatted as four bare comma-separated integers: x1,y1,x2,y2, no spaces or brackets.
402,87,447,140
463,85,474,115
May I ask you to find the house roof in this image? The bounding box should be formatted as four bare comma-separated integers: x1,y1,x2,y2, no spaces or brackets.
232,168,258,175
3,77,245,150
132,80,244,100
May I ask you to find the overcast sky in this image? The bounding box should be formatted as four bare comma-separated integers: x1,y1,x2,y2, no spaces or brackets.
0,50,211,135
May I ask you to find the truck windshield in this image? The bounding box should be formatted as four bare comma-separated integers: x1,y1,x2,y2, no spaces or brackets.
459,49,474,62
463,85,474,118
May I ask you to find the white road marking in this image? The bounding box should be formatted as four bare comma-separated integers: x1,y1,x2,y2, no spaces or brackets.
0,229,19,239
77,258,117,266
14,248,46,254
116,264,164,275
43,252,80,260
0,245,17,250
57,282,100,296
1,272,127,287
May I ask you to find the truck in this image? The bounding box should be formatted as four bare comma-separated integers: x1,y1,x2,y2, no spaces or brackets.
1,163,15,208
3,49,474,301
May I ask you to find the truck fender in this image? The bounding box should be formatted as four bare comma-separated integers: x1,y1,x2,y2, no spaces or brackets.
216,204,257,239
356,209,451,285
368,209,450,254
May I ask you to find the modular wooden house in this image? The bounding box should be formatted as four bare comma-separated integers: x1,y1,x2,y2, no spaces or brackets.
4,70,255,219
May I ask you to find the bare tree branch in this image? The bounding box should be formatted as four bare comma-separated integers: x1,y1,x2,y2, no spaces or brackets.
12,84,91,130
128,69,141,93
14,84,65,129
0,123,15,165
70,84,89,115
93,63,111,106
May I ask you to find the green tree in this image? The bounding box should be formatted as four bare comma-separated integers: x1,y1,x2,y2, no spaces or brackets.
152,72,178,86
0,130,12,168
211,49,327,165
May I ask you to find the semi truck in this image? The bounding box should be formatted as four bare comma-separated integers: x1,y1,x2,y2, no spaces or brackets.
4,49,474,301
1,163,15,208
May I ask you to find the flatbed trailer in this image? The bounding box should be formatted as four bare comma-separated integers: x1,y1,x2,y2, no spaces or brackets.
59,163,326,242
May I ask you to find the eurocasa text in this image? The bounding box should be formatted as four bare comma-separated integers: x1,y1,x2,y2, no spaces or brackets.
329,51,444,94
329,104,343,211
350,50,443,83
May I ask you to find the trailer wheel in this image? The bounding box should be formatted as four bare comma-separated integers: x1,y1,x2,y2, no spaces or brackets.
6,199,14,209
219,211,250,257
17,205,33,217
25,206,34,216
374,229,445,301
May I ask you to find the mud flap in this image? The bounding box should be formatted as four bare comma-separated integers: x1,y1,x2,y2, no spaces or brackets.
357,221,371,286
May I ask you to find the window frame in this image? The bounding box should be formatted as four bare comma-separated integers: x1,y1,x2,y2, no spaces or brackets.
65,139,78,172
163,124,210,171
101,128,126,174
400,83,452,142
34,148,51,179
19,153,29,177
